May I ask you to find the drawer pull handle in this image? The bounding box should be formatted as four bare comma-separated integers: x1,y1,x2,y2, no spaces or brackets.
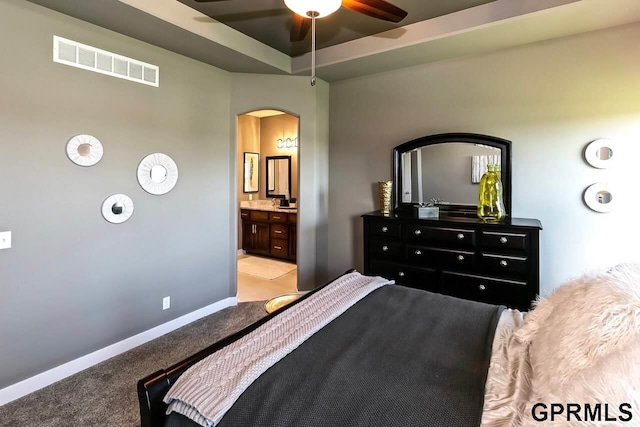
382,226,388,232
273,216,281,219
415,250,422,256
398,271,405,277
457,255,465,261
414,229,422,236
500,237,508,244
500,260,508,267
478,284,486,291
457,233,465,240
275,230,283,234
274,245,282,250
382,245,389,252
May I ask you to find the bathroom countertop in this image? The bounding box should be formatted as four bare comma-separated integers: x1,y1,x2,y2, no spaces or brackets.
240,201,297,214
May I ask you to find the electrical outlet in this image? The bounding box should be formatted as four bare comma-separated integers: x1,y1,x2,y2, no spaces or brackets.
0,232,11,250
162,296,170,310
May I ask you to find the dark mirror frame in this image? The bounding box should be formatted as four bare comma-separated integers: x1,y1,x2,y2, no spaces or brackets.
266,155,292,199
393,133,512,216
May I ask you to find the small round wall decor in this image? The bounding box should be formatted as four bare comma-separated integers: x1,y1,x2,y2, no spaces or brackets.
137,153,179,195
583,183,614,213
66,134,104,166
102,194,135,224
584,138,614,169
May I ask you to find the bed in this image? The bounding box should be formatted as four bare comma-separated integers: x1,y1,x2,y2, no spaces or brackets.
138,266,640,427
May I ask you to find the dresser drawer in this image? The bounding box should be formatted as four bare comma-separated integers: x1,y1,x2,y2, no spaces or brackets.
270,239,288,258
481,253,528,275
369,238,402,258
369,219,401,238
407,226,476,249
368,261,438,292
407,246,475,271
269,212,288,223
271,224,288,239
442,271,529,309
481,231,528,251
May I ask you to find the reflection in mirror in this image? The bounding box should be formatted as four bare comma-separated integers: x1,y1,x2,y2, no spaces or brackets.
77,143,91,157
596,148,613,161
112,203,124,215
597,191,612,204
266,156,291,199
400,143,501,205
150,165,168,183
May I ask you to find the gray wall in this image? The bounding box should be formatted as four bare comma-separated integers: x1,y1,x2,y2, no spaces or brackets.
328,23,640,295
0,0,331,390
231,74,330,290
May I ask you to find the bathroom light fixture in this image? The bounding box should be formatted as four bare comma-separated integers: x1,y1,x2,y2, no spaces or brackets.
277,137,299,149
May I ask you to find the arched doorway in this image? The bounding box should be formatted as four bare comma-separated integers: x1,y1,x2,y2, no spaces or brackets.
236,109,300,302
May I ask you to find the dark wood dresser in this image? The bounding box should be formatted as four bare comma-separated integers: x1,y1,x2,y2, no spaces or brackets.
363,211,542,310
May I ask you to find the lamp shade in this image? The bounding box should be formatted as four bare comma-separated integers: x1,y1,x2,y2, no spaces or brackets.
284,0,342,18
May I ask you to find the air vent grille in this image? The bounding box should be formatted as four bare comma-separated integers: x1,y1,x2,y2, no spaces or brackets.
53,36,159,87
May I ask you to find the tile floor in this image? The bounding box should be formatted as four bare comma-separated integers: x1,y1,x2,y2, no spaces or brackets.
237,254,298,302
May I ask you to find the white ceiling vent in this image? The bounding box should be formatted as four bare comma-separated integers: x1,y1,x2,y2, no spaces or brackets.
53,36,159,87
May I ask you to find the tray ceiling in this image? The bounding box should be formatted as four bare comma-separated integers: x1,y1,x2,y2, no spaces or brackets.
25,0,640,82
176,0,497,56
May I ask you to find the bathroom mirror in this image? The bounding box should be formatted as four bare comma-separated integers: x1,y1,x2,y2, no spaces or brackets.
584,183,614,213
266,155,292,199
584,139,614,169
137,153,178,195
66,134,104,167
393,133,512,216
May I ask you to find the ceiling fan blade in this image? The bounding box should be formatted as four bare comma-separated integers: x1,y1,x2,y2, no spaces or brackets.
342,0,408,23
192,0,231,2
290,14,311,42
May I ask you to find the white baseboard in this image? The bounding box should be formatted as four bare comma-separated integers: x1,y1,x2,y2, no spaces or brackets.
0,296,238,406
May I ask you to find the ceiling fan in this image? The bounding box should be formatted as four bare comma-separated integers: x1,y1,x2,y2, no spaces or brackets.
193,0,408,84
193,0,408,42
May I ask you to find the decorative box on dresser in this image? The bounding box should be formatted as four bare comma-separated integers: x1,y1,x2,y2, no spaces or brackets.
363,211,542,311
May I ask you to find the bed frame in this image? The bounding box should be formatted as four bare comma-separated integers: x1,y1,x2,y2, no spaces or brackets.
136,270,353,427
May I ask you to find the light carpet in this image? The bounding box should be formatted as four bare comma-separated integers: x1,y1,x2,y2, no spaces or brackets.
237,255,296,280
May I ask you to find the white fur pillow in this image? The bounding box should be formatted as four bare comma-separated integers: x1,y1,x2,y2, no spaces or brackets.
515,264,640,424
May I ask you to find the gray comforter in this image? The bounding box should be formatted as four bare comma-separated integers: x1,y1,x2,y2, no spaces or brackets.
167,285,503,427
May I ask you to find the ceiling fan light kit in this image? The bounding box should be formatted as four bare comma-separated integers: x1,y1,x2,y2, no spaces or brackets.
284,0,341,18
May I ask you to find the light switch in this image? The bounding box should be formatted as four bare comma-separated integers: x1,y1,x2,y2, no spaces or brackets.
0,232,11,249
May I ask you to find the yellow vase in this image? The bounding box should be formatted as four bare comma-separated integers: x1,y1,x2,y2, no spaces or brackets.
477,164,505,221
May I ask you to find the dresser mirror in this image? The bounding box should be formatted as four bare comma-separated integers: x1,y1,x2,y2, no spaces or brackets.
266,155,292,199
393,133,512,216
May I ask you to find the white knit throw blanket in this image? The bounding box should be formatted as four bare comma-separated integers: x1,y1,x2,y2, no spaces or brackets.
164,272,392,427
